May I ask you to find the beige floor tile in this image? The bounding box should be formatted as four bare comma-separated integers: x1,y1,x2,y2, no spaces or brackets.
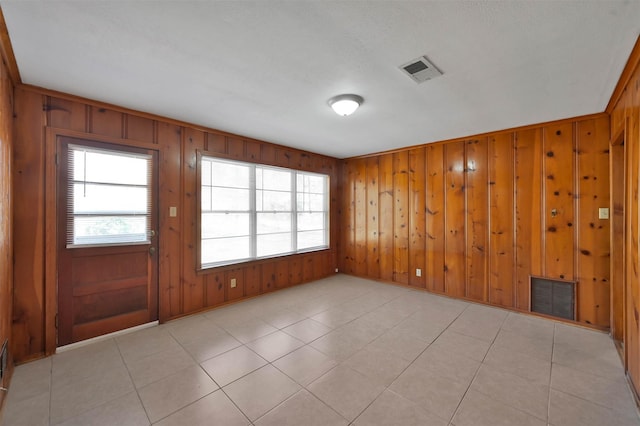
550,363,636,413
366,328,431,362
482,344,551,385
273,345,338,386
221,318,278,344
116,327,180,364
548,388,640,426
254,389,347,426
491,329,553,361
126,346,196,388
309,330,365,361
391,317,447,343
338,316,387,345
452,389,546,426
412,346,480,384
50,362,135,424
246,330,304,362
2,391,50,426
138,365,218,423
553,342,625,380
344,346,412,386
55,391,149,426
501,312,555,341
7,357,52,402
52,339,124,389
448,306,506,342
308,365,385,421
389,364,469,421
259,308,307,329
554,323,614,354
204,304,258,326
470,364,548,421
200,345,267,387
428,330,490,362
154,390,249,426
223,364,301,421
163,314,225,344
409,304,464,329
283,318,332,343
353,389,447,426
311,307,362,328
180,330,242,362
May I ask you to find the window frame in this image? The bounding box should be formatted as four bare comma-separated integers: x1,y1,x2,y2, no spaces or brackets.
197,151,330,270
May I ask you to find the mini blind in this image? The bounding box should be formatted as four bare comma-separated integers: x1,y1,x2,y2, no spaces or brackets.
66,144,152,248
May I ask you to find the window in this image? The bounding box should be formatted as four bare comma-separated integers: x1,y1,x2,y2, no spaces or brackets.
67,144,152,247
200,155,329,268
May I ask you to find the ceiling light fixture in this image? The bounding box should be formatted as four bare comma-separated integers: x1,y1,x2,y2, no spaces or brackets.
328,94,363,116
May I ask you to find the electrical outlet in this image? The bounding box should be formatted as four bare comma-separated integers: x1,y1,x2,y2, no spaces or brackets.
335,268,339,273
416,268,422,277
169,206,177,217
230,278,237,288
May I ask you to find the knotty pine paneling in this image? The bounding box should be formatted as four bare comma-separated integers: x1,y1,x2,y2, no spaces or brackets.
465,138,489,302
576,117,610,326
515,128,543,310
0,55,13,404
408,148,426,288
393,151,409,284
12,87,338,362
425,144,445,293
543,123,575,281
488,133,515,308
444,141,466,298
339,115,610,330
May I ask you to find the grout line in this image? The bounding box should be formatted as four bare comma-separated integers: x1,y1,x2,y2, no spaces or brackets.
446,307,509,425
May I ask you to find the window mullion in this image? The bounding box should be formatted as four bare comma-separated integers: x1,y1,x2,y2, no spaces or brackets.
250,165,257,259
291,171,297,253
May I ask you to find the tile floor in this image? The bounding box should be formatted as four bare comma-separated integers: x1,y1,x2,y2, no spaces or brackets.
2,274,639,425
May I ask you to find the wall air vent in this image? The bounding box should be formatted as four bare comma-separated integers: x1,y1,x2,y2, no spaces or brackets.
400,55,442,83
531,277,575,320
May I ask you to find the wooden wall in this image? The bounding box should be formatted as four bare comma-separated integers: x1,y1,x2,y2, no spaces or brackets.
11,86,338,362
0,48,14,411
340,115,611,328
608,36,640,397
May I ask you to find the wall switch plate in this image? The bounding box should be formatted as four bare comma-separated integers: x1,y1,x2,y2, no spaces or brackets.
599,208,609,220
230,278,237,288
416,268,422,277
335,268,339,273
169,206,177,217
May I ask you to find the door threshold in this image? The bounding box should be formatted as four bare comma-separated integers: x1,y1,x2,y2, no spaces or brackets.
56,321,159,353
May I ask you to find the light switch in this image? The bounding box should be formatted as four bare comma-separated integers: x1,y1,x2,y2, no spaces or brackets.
169,206,177,217
416,269,422,277
598,208,609,220
230,278,237,288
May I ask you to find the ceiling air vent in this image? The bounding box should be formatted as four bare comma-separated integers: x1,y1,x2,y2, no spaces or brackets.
400,56,442,83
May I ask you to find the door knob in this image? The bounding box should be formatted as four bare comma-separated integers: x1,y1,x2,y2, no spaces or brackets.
149,246,156,255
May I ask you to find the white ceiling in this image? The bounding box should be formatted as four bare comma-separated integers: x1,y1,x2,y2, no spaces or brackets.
2,1,640,158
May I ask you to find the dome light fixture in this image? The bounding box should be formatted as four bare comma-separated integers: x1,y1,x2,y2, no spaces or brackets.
328,94,363,116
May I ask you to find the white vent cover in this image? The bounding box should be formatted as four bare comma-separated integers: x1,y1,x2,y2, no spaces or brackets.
400,56,442,83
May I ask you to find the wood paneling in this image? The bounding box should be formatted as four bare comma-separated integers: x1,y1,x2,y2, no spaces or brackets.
488,134,515,308
465,138,488,302
393,151,409,284
515,128,543,310
11,87,338,363
339,115,610,329
0,52,13,407
543,123,575,281
378,154,394,282
409,148,426,288
576,117,610,326
444,141,466,298
12,88,45,360
425,144,445,293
